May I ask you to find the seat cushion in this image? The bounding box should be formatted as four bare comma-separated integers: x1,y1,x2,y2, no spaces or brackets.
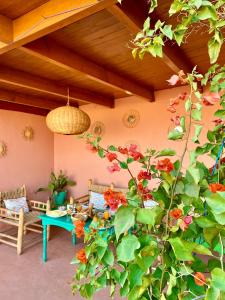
89,191,106,210
4,197,29,213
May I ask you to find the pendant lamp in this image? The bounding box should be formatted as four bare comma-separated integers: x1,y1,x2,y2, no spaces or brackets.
46,89,91,135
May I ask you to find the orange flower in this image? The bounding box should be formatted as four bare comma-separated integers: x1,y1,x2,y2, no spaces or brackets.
74,220,85,238
156,158,174,173
76,248,87,264
170,208,182,220
194,272,206,286
209,183,225,193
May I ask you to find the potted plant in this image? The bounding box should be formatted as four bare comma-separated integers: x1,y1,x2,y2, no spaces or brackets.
36,170,76,206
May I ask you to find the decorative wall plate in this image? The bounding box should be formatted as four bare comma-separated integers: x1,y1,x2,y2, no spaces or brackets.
91,121,105,137
123,110,140,128
23,127,34,141
0,141,7,157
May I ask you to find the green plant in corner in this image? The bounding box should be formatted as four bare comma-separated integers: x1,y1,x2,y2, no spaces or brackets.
36,170,76,206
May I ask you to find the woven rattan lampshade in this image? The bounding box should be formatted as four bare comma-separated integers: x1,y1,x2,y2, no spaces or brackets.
46,105,91,135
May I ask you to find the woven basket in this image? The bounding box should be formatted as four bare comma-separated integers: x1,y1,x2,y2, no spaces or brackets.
46,105,91,135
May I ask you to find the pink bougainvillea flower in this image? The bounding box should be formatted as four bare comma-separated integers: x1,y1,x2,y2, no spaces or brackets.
118,147,129,155
86,143,98,153
156,158,174,173
137,170,151,181
130,151,144,161
106,152,117,162
167,74,180,86
183,216,193,225
171,115,181,126
170,97,180,106
167,105,176,113
203,92,220,106
178,92,187,100
180,216,193,231
129,144,138,152
213,118,223,126
107,162,120,173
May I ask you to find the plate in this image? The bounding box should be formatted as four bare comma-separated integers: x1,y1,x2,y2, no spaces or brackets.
46,210,67,218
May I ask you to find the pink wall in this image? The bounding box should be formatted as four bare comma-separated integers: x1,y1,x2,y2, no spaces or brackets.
0,110,54,200
54,86,216,198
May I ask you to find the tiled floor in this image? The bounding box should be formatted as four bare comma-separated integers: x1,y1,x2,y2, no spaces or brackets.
0,227,119,300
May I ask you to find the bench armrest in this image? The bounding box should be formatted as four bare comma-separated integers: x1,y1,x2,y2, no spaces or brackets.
0,207,20,221
73,194,89,204
29,199,51,212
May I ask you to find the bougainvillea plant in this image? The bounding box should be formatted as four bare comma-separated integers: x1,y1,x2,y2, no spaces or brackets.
71,1,225,299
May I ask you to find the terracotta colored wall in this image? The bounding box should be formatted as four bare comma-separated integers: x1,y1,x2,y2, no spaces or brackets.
0,110,54,200
54,86,216,198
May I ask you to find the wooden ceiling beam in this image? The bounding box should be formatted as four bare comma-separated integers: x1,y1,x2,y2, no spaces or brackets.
0,66,114,107
108,0,194,74
0,101,49,116
0,0,118,55
22,38,154,101
0,89,73,110
0,14,13,46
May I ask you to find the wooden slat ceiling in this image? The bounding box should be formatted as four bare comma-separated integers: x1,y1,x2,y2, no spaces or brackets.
0,0,223,115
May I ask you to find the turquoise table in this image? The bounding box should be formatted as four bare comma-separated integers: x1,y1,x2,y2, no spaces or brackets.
39,214,76,263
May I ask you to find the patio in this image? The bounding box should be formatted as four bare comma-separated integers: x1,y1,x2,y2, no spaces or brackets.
0,0,225,299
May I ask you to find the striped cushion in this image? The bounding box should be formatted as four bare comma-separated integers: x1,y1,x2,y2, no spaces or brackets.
4,197,29,213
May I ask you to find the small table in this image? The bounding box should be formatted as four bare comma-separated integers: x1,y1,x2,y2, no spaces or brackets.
39,214,76,263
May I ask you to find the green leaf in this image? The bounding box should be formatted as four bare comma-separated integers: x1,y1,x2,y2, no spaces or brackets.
108,145,117,151
184,183,200,198
168,129,183,140
215,109,225,119
205,287,220,300
195,217,217,228
211,268,225,292
136,206,162,225
203,228,220,245
117,235,140,262
98,148,105,158
155,148,176,158
208,36,222,64
119,161,128,169
192,109,202,121
206,192,225,214
193,244,212,256
80,284,94,299
161,24,173,40
128,264,144,289
102,249,114,266
186,166,200,184
192,125,203,143
114,206,135,240
167,274,176,296
143,17,150,32
185,99,192,112
198,6,217,20
168,237,194,261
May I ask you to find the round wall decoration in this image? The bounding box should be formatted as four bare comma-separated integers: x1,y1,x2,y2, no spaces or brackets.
91,121,105,137
23,127,34,141
0,141,7,157
123,110,140,128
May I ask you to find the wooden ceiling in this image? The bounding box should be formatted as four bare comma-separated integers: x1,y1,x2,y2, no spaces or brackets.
0,0,223,115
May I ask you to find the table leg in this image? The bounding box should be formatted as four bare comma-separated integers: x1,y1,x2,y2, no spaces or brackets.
72,231,76,245
43,224,47,263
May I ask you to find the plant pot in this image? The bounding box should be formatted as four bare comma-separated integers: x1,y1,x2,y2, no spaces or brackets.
53,191,67,206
